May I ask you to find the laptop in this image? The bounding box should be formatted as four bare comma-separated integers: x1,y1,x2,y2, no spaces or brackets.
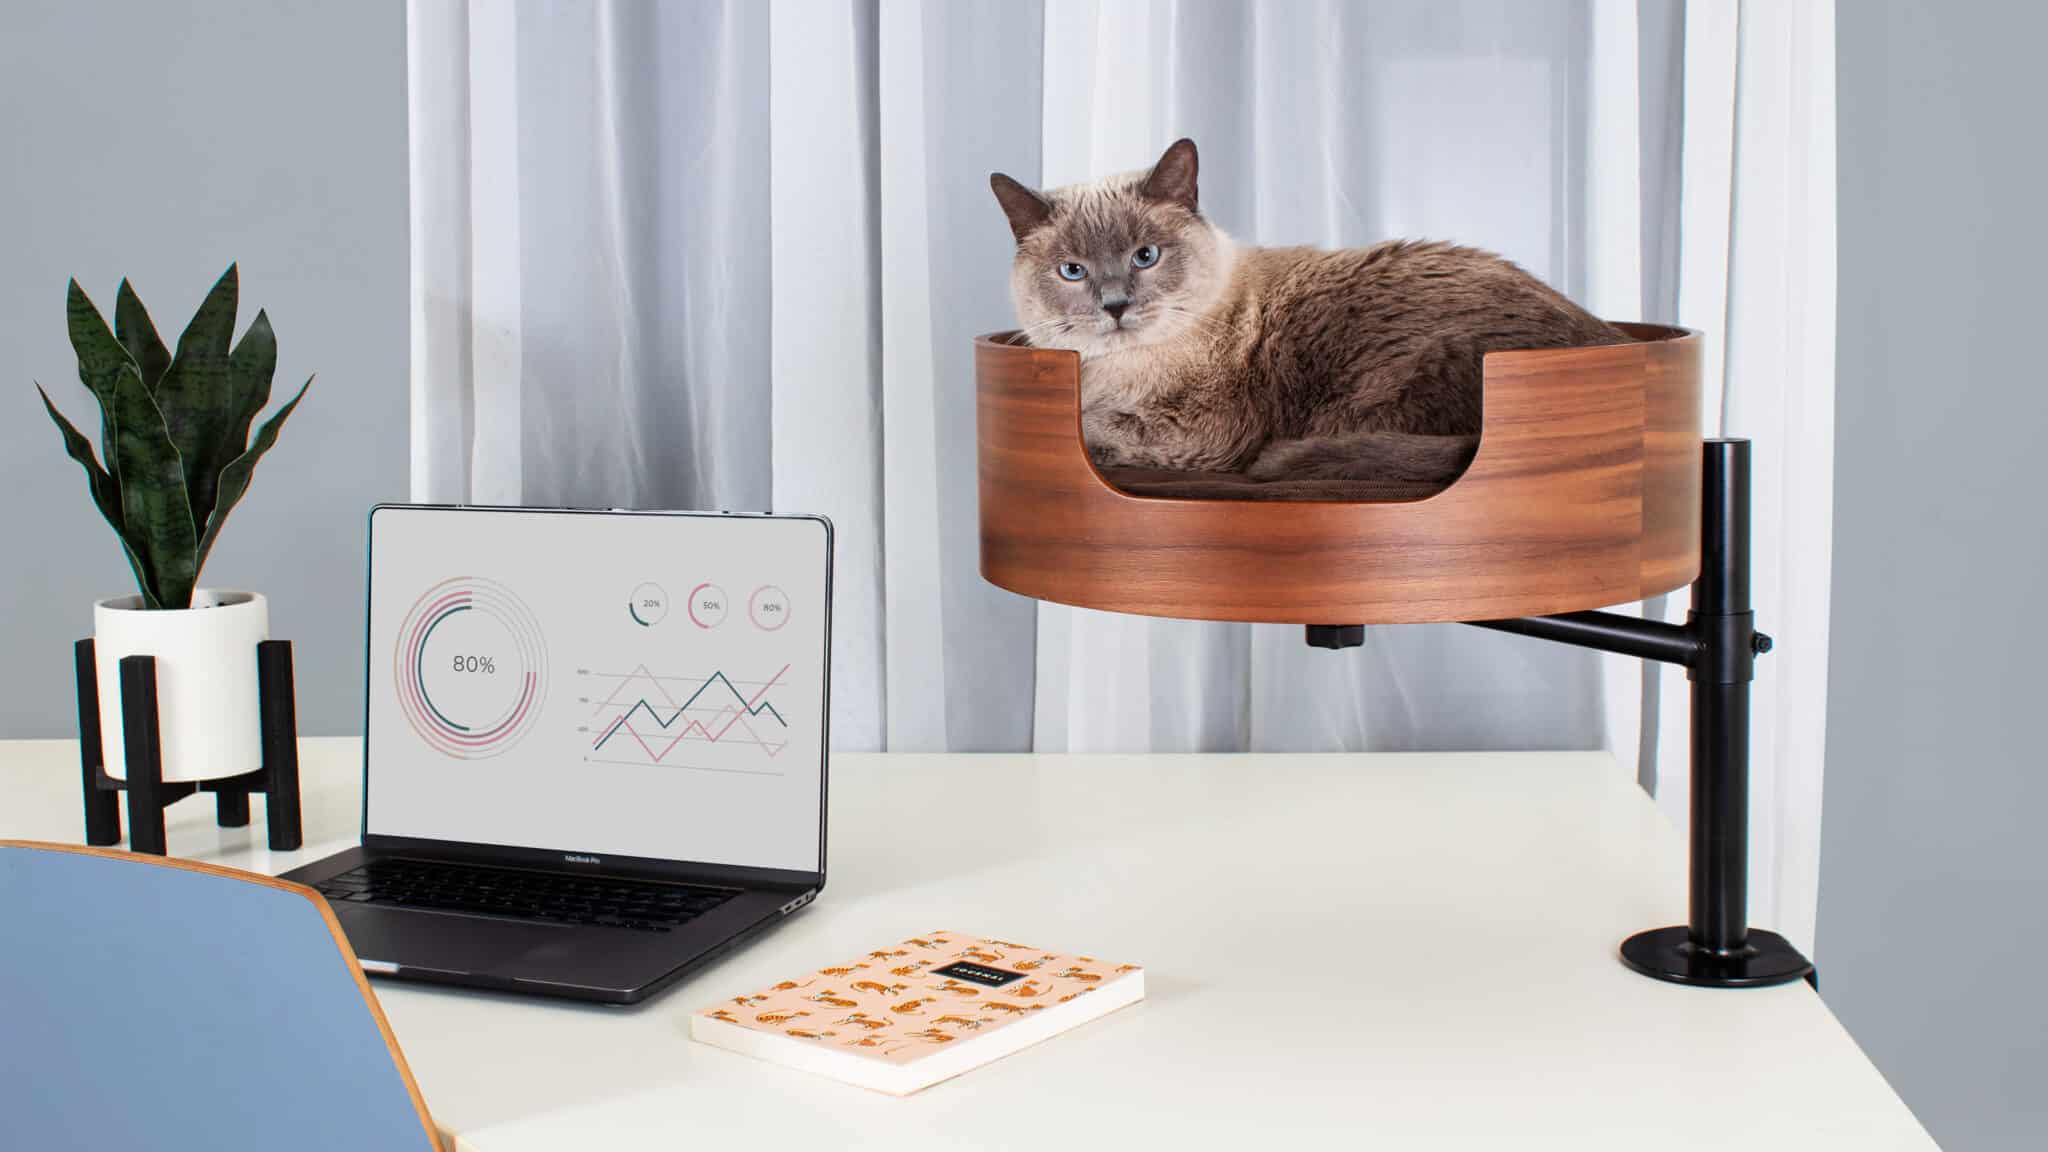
283,505,831,1004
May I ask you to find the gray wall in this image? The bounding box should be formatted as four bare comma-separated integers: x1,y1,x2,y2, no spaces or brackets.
0,0,407,736
1826,4,2048,1149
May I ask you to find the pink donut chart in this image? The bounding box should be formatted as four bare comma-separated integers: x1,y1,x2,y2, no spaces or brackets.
687,582,728,628
394,576,549,759
749,585,790,631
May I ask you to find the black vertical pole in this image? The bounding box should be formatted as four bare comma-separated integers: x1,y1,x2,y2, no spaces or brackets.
1690,439,1753,956
1619,438,1812,987
215,789,251,827
120,656,169,857
259,640,303,852
74,639,121,846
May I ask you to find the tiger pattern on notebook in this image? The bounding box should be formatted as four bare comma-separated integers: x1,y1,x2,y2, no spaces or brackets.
696,932,1139,1063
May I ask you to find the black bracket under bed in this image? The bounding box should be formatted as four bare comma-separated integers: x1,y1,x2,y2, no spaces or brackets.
1306,438,1814,991
73,637,304,857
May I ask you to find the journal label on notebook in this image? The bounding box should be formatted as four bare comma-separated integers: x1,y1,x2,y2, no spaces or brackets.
928,960,1025,987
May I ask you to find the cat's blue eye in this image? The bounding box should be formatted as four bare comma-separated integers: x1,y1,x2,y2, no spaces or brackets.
1132,245,1160,269
1058,261,1089,282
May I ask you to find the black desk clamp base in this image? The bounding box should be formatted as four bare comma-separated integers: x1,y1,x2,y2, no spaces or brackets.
73,637,304,857
1311,438,1815,989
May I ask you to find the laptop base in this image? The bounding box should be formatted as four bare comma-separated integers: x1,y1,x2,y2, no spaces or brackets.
284,846,808,1004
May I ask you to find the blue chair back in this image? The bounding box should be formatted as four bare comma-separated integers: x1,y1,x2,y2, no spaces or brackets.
0,841,439,1151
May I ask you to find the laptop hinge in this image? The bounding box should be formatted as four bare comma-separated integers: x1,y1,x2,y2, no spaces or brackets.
362,836,818,893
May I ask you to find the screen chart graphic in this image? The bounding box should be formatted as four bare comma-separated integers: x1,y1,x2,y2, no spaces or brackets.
687,583,727,628
580,664,793,772
393,576,549,759
368,508,828,871
629,582,668,626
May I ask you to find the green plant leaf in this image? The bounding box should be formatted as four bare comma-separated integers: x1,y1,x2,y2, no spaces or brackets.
152,263,240,533
66,279,139,463
114,279,172,391
106,362,199,610
38,384,157,607
198,375,310,569
224,307,276,456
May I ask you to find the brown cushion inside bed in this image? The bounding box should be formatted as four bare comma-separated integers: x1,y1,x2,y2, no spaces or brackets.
1099,466,1458,503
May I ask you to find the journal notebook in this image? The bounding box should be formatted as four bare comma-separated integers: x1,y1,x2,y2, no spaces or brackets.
690,931,1143,1095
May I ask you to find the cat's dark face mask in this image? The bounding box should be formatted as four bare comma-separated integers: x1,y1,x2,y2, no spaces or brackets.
992,139,1231,360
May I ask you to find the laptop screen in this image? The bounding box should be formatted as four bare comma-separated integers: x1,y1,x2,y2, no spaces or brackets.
364,507,830,874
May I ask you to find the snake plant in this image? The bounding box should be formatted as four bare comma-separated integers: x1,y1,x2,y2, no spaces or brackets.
36,265,311,610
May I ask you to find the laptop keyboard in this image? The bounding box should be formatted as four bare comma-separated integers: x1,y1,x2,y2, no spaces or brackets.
315,858,736,932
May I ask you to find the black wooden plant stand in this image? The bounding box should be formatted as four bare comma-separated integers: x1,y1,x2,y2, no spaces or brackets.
74,637,304,857
1309,438,1814,989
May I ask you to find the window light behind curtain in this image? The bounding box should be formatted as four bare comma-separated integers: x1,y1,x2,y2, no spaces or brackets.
407,0,1835,952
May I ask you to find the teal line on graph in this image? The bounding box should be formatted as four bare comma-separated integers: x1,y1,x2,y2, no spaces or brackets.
594,670,787,749
416,603,471,732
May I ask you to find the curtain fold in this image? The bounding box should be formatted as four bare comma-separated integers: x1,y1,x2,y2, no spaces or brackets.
407,0,1835,949
771,0,887,750
1034,0,1627,767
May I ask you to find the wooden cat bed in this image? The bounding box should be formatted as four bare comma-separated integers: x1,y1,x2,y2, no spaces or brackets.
974,323,1701,625
972,335,1813,989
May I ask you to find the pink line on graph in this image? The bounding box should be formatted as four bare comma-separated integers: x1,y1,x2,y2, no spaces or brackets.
717,710,788,758
605,708,790,761
745,665,790,708
591,663,677,713
593,663,794,761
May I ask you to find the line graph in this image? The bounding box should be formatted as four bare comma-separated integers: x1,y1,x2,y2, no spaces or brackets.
578,664,793,764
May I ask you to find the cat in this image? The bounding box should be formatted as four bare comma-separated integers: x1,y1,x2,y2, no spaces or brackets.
990,138,1627,481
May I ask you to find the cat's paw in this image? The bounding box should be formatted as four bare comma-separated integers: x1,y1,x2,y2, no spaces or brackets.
1081,410,1143,469
1085,443,1131,470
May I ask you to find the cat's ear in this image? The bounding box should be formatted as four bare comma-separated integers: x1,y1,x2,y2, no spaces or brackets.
1140,138,1199,211
990,173,1054,243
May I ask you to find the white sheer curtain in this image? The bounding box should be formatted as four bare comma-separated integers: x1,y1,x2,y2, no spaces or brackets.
407,0,1834,950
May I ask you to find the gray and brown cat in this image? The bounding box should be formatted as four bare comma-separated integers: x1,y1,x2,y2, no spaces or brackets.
991,138,1626,480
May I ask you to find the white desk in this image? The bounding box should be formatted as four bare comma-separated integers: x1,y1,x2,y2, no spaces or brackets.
1,740,1932,1150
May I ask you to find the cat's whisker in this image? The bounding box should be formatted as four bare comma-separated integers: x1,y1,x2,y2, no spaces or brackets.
1153,307,1231,339
1013,316,1080,347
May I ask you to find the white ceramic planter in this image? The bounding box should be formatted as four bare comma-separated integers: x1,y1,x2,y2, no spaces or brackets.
94,590,268,782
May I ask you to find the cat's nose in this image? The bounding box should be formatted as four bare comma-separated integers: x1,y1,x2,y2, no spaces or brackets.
1102,297,1129,322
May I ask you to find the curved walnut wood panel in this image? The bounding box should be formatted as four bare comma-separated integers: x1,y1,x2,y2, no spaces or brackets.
975,323,1702,625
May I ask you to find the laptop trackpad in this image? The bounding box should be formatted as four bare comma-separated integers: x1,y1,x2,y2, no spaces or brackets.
335,905,566,976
